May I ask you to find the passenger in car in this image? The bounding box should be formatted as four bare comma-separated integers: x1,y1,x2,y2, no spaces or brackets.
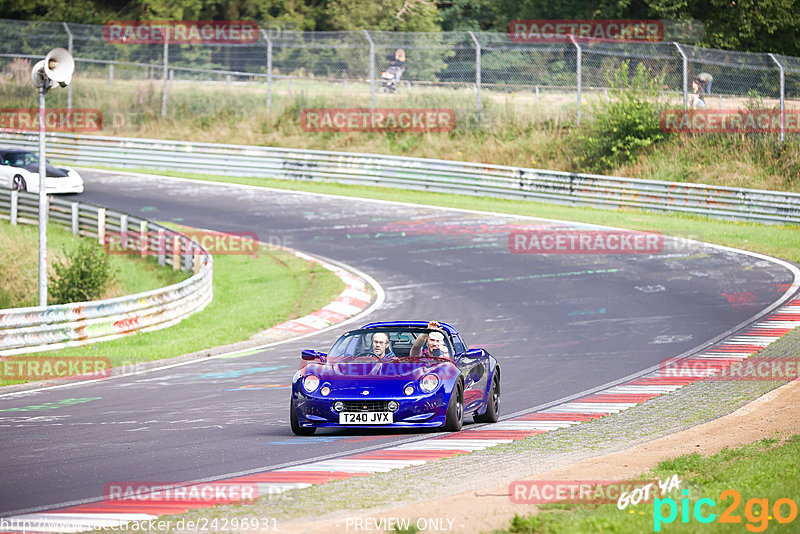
410,321,451,359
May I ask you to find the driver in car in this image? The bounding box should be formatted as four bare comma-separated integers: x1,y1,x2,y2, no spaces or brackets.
370,332,397,361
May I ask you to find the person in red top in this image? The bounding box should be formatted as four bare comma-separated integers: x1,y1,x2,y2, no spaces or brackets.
410,321,450,359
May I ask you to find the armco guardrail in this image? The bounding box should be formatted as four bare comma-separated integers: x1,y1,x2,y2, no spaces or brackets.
0,187,213,355
2,131,800,224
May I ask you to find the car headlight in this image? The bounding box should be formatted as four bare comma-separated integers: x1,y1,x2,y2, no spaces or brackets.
420,374,439,392
320,386,331,396
302,375,320,393
403,385,414,396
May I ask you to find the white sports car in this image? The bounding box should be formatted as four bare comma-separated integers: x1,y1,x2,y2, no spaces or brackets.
0,148,84,194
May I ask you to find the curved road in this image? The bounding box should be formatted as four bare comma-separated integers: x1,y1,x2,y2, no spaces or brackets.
0,170,795,515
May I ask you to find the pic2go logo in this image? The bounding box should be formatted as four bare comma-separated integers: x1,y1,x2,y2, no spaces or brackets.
654,489,798,532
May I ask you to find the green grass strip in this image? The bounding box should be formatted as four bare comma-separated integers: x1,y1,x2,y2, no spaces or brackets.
500,434,800,534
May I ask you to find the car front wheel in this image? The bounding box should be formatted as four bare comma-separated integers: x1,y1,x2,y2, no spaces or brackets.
12,175,27,192
443,382,463,432
290,400,316,436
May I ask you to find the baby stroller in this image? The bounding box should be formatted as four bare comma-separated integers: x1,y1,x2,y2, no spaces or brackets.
381,66,404,93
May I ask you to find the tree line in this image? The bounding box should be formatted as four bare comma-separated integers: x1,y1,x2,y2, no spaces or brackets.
2,0,799,56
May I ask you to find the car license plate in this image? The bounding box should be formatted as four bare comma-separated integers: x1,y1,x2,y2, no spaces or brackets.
339,412,393,424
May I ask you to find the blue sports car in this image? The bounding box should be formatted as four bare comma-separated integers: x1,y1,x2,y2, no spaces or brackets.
290,321,501,435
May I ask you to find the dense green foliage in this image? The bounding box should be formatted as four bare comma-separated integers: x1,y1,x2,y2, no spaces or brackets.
2,0,800,55
49,240,114,304
577,62,669,173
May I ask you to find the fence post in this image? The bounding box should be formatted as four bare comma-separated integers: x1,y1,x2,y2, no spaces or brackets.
161,37,169,119
140,220,148,258
109,63,114,86
71,201,78,234
469,31,482,123
63,22,73,111
172,234,181,271
260,29,273,113
364,30,375,110
157,228,166,266
673,42,688,110
10,190,18,225
97,207,106,245
768,53,786,143
570,36,582,126
119,213,128,250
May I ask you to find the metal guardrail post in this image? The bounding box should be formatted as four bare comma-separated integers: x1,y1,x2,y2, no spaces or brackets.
71,201,78,234
161,37,169,119
63,22,73,111
97,207,106,245
120,213,128,249
10,190,18,225
674,42,688,110
157,229,166,266
261,29,273,113
570,35,582,126
768,53,786,143
364,30,375,110
140,220,148,258
469,31,481,123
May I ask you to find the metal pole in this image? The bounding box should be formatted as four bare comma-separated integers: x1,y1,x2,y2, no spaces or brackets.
37,87,48,307
768,53,786,143
469,31,481,123
364,30,375,110
570,36,582,126
63,22,73,111
161,37,169,119
674,42,688,110
261,29,273,113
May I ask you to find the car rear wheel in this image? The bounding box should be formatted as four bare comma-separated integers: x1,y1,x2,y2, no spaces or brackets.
443,382,463,432
474,374,500,423
290,400,316,436
12,175,27,192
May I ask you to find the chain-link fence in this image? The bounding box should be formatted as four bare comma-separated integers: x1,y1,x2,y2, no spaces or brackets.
1,18,798,140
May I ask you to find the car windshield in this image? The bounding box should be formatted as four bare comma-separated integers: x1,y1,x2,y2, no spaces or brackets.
328,328,454,362
3,152,42,167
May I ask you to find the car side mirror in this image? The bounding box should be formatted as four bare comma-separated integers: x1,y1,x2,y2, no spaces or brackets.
301,349,327,363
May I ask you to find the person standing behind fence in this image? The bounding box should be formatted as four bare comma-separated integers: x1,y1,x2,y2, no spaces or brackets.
689,78,706,109
697,72,713,95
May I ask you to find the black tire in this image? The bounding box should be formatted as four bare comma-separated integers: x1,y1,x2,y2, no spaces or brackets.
474,373,500,423
443,382,463,432
12,175,27,192
290,400,316,436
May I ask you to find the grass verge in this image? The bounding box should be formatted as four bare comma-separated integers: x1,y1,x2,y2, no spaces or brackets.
0,238,345,387
98,167,800,264
0,220,187,309
499,434,800,534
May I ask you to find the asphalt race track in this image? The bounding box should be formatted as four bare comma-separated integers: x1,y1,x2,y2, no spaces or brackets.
0,170,795,515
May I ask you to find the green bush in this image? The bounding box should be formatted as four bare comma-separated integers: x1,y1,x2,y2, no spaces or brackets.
576,62,670,173
49,241,115,304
